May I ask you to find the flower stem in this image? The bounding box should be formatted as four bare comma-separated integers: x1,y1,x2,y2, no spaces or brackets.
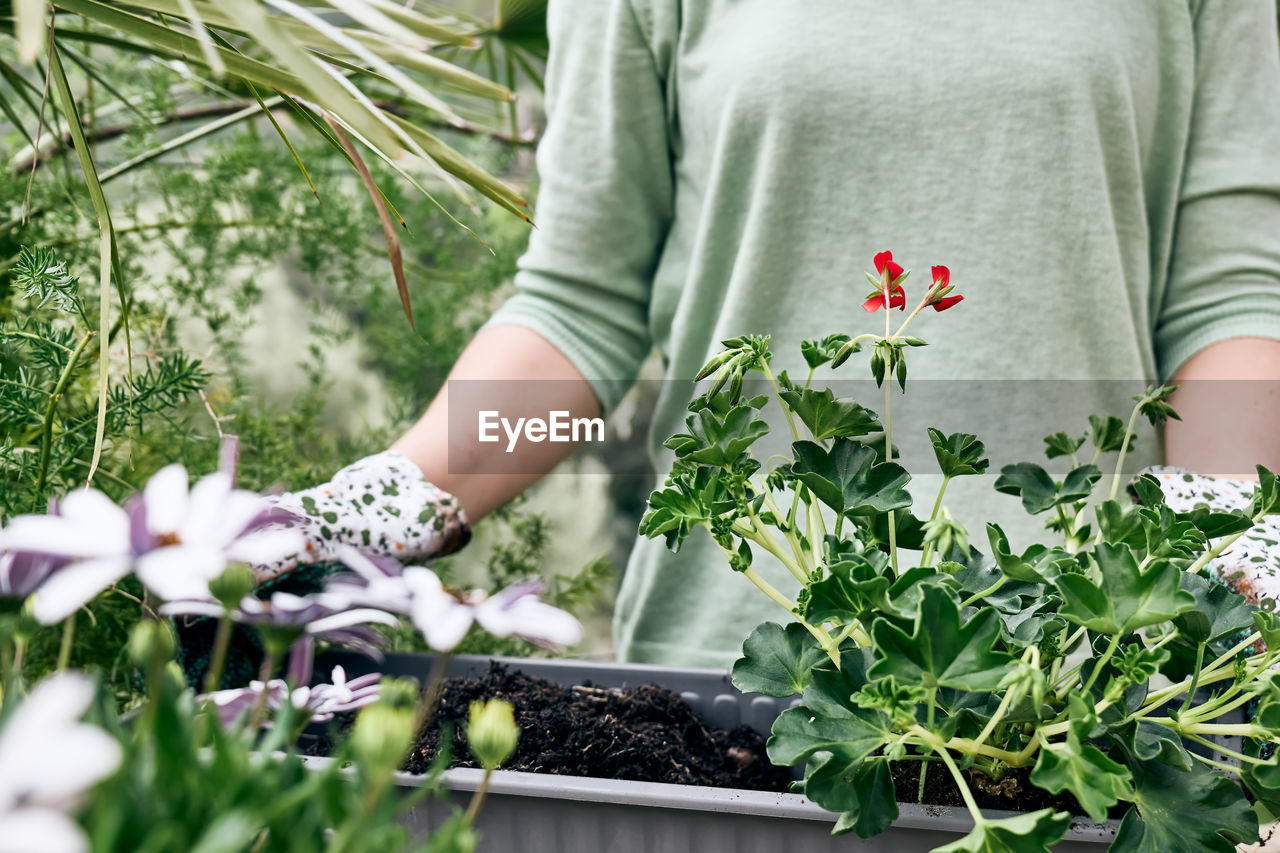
248,648,278,731
412,651,454,738
34,330,95,505
203,614,235,693
465,769,494,824
1080,632,1122,696
56,613,76,671
1107,400,1144,503
919,476,952,566
884,376,898,575
760,361,800,442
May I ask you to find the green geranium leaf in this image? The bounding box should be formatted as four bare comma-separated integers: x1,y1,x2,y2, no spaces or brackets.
869,586,1015,692
779,387,881,440
1240,740,1280,815
935,810,1071,853
1183,507,1256,540
806,552,906,625
1044,431,1086,460
1174,572,1255,644
766,703,890,767
1109,719,1191,771
995,463,1101,515
1128,473,1167,508
987,524,1070,583
1096,500,1148,549
1256,611,1280,652
792,438,912,517
639,484,709,552
667,404,770,468
928,428,990,478
1089,413,1131,453
1030,701,1133,821
800,333,852,369
823,757,898,838
867,507,928,552
1054,545,1195,635
851,675,927,728
1140,505,1206,560
1111,757,1256,852
1254,465,1280,516
731,622,825,697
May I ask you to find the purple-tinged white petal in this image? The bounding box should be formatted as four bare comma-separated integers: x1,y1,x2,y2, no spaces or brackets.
30,557,131,625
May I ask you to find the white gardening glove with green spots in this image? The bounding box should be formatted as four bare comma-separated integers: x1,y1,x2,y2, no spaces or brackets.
256,450,470,583
1137,466,1280,606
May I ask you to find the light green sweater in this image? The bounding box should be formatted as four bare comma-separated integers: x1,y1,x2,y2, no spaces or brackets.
486,0,1280,668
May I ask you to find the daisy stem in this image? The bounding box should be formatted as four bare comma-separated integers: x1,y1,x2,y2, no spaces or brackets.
412,651,454,739
465,768,494,824
56,613,75,671
204,613,234,693
249,647,278,731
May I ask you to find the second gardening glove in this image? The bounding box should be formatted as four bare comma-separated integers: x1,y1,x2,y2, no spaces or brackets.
256,449,471,582
1136,465,1280,606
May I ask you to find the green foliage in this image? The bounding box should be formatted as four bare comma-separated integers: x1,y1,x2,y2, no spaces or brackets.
730,622,824,698
642,311,1278,850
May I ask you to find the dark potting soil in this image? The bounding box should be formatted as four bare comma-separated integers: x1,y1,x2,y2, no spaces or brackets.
415,663,791,790
310,662,1103,818
311,662,792,791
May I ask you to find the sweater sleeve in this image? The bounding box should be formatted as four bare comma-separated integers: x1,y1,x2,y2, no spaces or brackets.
482,0,674,413
1154,0,1280,380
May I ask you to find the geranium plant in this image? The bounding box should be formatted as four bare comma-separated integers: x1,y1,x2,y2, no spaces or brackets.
641,252,1280,852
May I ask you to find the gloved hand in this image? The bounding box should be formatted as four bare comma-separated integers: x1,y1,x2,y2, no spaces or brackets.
1136,465,1279,606
256,450,470,582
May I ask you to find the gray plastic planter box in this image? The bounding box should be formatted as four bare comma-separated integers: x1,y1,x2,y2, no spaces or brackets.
316,650,1133,851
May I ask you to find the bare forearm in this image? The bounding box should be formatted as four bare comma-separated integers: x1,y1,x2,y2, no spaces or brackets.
392,325,601,522
1165,337,1280,478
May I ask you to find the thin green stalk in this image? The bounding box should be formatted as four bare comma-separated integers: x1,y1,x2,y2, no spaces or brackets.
248,648,278,731
926,686,938,730
884,376,898,575
203,614,235,693
759,361,800,442
917,759,929,803
735,560,839,666
919,476,952,566
464,769,493,823
1080,632,1122,696
34,330,95,502
1186,525,1258,576
411,651,453,737
1190,752,1249,775
1177,642,1207,714
1106,399,1144,503
960,577,1007,609
933,742,984,824
56,613,76,671
1183,732,1268,765
732,521,807,584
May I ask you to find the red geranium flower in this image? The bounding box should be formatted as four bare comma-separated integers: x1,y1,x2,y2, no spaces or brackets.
863,287,906,312
928,265,963,312
874,251,904,283
863,251,907,312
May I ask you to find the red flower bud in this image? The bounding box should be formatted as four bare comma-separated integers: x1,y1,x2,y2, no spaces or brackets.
932,294,964,312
